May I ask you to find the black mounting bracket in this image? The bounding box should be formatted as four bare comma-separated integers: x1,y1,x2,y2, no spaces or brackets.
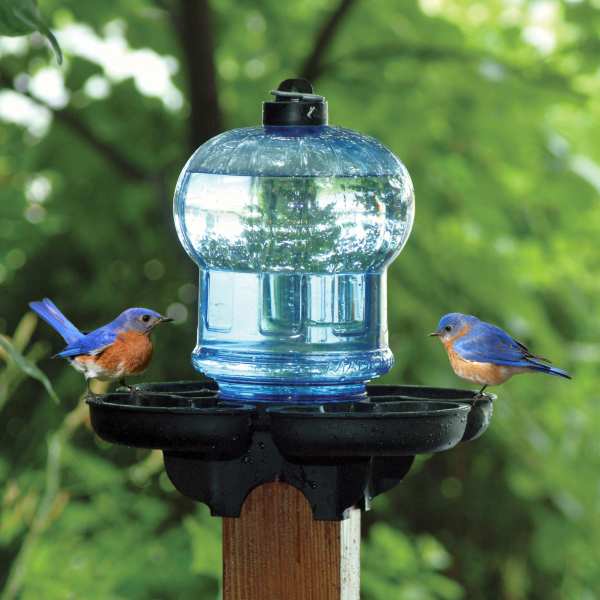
164,431,414,520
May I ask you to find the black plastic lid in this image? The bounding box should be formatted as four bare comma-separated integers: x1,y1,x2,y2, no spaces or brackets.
262,78,328,126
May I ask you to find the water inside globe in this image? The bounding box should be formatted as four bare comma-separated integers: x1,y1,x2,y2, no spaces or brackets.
175,172,414,401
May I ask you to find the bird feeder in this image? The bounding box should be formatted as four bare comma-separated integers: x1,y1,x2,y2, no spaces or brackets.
87,79,494,599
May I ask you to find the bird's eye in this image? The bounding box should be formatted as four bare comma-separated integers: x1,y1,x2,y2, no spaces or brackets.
141,314,151,323
444,325,452,332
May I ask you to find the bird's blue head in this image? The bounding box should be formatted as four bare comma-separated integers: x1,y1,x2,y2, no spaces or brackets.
430,313,478,343
114,308,172,334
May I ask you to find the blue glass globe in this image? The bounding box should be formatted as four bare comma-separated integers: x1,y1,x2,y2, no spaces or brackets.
174,83,414,401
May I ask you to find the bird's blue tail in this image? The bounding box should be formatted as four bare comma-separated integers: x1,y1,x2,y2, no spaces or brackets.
29,298,82,344
528,360,571,380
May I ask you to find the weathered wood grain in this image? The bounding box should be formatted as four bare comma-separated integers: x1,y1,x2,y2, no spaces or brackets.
223,482,360,600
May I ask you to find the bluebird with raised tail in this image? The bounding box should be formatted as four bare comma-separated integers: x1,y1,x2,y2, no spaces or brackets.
29,298,172,395
431,313,571,394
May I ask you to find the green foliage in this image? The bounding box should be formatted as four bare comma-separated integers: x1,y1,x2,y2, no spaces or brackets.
362,525,463,600
0,317,58,404
1,0,600,598
0,0,62,63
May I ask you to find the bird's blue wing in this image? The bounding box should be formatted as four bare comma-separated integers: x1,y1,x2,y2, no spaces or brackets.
56,326,117,358
453,323,532,367
453,322,570,379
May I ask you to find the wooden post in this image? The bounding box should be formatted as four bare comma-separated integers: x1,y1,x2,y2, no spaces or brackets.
223,482,361,600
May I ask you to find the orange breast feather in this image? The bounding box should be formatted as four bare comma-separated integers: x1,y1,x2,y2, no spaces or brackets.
442,325,524,385
446,345,523,385
96,331,153,375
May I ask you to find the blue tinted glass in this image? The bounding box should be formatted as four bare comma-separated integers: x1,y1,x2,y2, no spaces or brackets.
174,125,414,401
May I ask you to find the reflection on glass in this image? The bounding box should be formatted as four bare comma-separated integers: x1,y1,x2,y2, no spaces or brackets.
179,174,412,273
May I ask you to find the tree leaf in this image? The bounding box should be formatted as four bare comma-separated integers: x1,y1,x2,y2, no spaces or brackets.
0,335,59,404
0,0,37,35
0,0,63,64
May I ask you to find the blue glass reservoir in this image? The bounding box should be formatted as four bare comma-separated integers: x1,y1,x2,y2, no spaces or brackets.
174,80,414,401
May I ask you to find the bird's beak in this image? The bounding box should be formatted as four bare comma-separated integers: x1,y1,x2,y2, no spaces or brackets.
429,331,440,337
160,316,174,323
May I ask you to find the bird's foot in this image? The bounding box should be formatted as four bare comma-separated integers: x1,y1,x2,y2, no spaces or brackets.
117,379,134,393
472,385,488,407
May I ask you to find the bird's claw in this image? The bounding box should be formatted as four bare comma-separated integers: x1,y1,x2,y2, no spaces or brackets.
117,379,135,393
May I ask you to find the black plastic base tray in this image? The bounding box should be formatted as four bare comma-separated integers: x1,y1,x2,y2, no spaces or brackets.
87,391,254,456
365,385,493,444
86,378,494,519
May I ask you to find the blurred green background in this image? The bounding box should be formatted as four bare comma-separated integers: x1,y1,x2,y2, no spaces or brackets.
1,0,599,598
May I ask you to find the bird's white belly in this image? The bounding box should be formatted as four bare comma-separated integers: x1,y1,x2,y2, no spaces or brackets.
68,358,125,381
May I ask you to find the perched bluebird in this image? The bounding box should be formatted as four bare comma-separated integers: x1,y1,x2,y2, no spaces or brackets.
29,298,172,394
430,313,571,394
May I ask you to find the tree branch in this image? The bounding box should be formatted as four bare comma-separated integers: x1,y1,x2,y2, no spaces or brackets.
170,0,222,151
298,0,357,83
0,67,149,182
50,106,149,181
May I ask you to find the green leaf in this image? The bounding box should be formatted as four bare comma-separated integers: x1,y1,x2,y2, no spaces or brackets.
0,0,37,35
0,0,62,64
13,313,37,352
0,335,59,404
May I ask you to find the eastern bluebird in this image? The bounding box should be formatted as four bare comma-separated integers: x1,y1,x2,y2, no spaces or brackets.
29,298,172,394
431,313,571,394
